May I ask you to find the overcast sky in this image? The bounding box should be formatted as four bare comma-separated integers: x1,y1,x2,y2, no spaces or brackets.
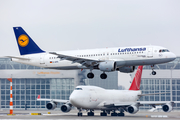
0,0,180,56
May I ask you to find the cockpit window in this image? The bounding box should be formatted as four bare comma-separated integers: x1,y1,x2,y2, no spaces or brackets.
75,88,82,90
159,49,169,53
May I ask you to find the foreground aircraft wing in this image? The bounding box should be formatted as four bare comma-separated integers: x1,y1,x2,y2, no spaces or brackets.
104,101,180,108
37,95,69,103
138,92,168,97
49,52,102,67
139,101,180,105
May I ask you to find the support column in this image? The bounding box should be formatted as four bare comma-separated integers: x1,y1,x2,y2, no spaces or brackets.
7,78,15,115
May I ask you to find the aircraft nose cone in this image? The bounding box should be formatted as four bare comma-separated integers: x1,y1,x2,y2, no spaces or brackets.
70,94,80,107
171,53,176,60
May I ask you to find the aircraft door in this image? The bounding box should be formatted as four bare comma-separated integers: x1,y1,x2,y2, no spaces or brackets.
40,55,45,64
89,89,97,102
106,52,109,60
147,47,153,58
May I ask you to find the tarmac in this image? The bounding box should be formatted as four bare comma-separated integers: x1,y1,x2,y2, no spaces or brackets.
0,110,180,120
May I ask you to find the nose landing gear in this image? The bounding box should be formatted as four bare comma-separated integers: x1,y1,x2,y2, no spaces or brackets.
77,108,83,116
151,65,156,75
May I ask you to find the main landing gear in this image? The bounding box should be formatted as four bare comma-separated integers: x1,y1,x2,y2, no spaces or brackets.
87,110,94,116
151,65,156,75
111,110,125,117
87,72,107,79
87,72,94,79
100,110,107,116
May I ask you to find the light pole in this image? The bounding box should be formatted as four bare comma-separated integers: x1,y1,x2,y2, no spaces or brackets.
170,67,173,102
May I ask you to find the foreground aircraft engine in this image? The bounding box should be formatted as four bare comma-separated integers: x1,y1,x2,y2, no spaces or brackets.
98,61,117,79
127,105,139,114
98,61,116,72
162,104,173,112
118,66,135,73
46,102,57,110
61,104,72,112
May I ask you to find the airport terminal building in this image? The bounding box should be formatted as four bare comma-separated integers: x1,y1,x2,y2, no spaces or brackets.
0,58,118,110
0,57,180,110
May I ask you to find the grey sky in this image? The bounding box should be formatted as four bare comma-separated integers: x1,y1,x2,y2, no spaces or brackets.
0,0,180,56
0,0,179,88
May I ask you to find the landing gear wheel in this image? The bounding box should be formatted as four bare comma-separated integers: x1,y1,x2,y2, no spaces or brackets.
87,73,94,79
117,112,124,116
78,112,82,116
111,112,117,116
87,112,94,116
100,73,107,79
152,71,156,75
100,112,107,116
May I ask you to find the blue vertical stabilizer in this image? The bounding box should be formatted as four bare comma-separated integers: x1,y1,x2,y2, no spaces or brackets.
13,27,45,55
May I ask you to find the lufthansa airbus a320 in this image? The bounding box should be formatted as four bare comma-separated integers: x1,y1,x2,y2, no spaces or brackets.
7,27,176,79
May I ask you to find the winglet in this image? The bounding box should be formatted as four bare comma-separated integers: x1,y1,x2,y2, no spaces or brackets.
37,95,40,99
129,66,143,90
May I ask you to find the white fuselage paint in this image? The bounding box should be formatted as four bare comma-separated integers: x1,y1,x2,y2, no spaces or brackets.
69,86,141,110
12,45,176,70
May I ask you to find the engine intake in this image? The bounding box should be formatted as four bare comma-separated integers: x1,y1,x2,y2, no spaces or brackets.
118,66,135,73
162,104,173,112
127,105,139,114
61,104,72,113
46,102,57,110
98,61,116,72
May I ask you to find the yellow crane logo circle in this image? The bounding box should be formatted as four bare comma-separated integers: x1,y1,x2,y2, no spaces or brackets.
18,34,29,47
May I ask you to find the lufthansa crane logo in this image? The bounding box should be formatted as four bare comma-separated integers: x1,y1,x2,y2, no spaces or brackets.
18,34,29,47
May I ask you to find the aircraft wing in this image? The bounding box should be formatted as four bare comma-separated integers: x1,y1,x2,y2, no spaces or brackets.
138,92,168,97
104,101,180,108
37,95,69,103
49,52,102,67
139,101,180,105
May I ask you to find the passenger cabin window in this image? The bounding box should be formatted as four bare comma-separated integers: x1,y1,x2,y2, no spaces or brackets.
159,49,170,53
75,88,82,90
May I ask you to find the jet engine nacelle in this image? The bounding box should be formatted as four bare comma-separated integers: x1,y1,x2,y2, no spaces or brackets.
98,61,116,72
162,104,173,112
61,104,72,113
127,105,139,114
46,102,57,110
118,66,135,73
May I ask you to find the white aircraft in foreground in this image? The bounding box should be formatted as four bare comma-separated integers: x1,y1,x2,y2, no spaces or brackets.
37,66,179,116
9,27,176,79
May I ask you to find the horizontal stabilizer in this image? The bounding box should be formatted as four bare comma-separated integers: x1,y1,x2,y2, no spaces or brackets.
6,56,30,60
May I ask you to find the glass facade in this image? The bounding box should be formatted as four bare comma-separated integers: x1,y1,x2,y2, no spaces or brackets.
143,57,180,70
0,57,118,110
0,58,43,70
78,70,118,89
0,78,74,109
139,79,180,110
